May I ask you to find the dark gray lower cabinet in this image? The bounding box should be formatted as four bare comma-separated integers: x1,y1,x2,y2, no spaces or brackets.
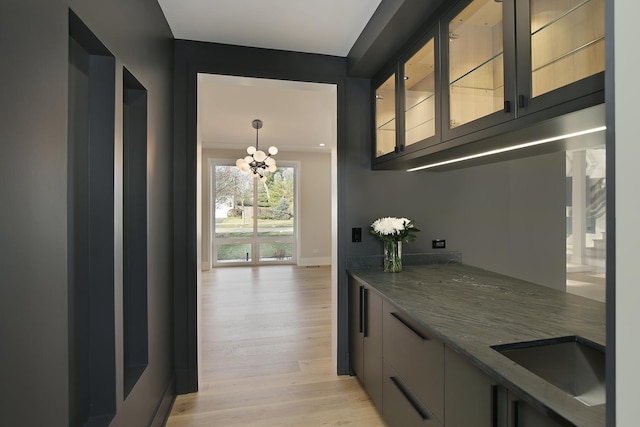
349,277,364,379
445,345,504,427
349,276,383,410
446,345,572,427
507,394,574,427
383,361,441,426
383,300,444,425
348,274,574,427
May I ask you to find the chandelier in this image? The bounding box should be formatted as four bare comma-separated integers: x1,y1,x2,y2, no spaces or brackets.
235,119,278,182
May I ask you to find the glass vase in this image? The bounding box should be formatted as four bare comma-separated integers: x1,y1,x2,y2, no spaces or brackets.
383,240,402,273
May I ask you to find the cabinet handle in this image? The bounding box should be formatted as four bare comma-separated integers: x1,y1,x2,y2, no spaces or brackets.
518,95,526,108
358,286,364,333
363,287,369,337
390,376,430,421
491,385,499,427
391,312,429,341
504,100,511,113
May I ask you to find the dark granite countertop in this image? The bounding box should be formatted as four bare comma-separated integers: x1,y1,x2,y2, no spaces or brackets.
348,264,606,427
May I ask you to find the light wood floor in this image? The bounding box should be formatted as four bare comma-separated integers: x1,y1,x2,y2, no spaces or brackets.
566,271,606,303
166,265,386,426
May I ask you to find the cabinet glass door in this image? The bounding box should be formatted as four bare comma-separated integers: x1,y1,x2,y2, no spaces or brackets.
529,0,605,98
375,74,396,158
448,0,504,129
404,37,437,147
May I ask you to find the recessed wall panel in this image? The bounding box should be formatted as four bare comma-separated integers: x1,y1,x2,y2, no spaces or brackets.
122,67,149,398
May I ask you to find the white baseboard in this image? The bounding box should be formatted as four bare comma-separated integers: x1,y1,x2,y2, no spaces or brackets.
298,256,331,267
202,258,330,269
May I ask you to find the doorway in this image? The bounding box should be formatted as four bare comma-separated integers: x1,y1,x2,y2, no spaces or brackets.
196,73,339,385
566,146,606,302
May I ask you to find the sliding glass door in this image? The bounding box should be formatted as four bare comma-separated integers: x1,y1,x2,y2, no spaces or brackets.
212,162,297,266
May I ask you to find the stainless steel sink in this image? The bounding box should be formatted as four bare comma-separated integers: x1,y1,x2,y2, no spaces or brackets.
492,336,605,406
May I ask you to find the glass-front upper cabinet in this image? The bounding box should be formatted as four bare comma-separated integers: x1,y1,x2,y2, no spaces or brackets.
442,0,604,140
374,74,396,158
373,0,605,167
517,0,605,113
374,29,439,162
404,34,438,150
443,0,516,140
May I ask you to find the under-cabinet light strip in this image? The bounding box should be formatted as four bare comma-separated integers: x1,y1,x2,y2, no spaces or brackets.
407,126,607,172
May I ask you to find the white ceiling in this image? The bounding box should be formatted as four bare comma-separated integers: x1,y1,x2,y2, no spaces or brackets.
198,74,336,152
159,0,381,152
158,0,381,56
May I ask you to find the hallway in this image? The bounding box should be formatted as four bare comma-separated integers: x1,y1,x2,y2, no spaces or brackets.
166,265,385,426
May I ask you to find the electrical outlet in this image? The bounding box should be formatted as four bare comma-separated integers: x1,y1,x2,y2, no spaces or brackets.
432,239,446,249
352,227,362,242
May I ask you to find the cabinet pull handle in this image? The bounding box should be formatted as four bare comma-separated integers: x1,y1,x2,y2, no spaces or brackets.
390,376,430,421
504,100,511,113
358,286,364,333
363,288,369,337
512,400,520,427
491,385,499,427
390,312,429,341
518,94,526,108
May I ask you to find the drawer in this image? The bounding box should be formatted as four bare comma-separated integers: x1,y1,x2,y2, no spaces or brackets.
383,361,442,427
383,300,444,422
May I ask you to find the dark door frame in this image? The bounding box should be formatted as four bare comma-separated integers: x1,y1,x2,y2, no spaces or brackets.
172,41,360,393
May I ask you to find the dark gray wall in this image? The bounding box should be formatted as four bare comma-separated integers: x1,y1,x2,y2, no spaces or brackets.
0,1,175,426
347,148,566,290
343,78,566,290
172,40,355,388
173,39,568,387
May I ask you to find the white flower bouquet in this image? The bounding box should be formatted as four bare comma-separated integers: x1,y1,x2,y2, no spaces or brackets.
370,217,420,272
370,217,420,243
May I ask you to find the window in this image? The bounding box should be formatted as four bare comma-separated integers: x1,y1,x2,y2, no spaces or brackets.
212,162,297,266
